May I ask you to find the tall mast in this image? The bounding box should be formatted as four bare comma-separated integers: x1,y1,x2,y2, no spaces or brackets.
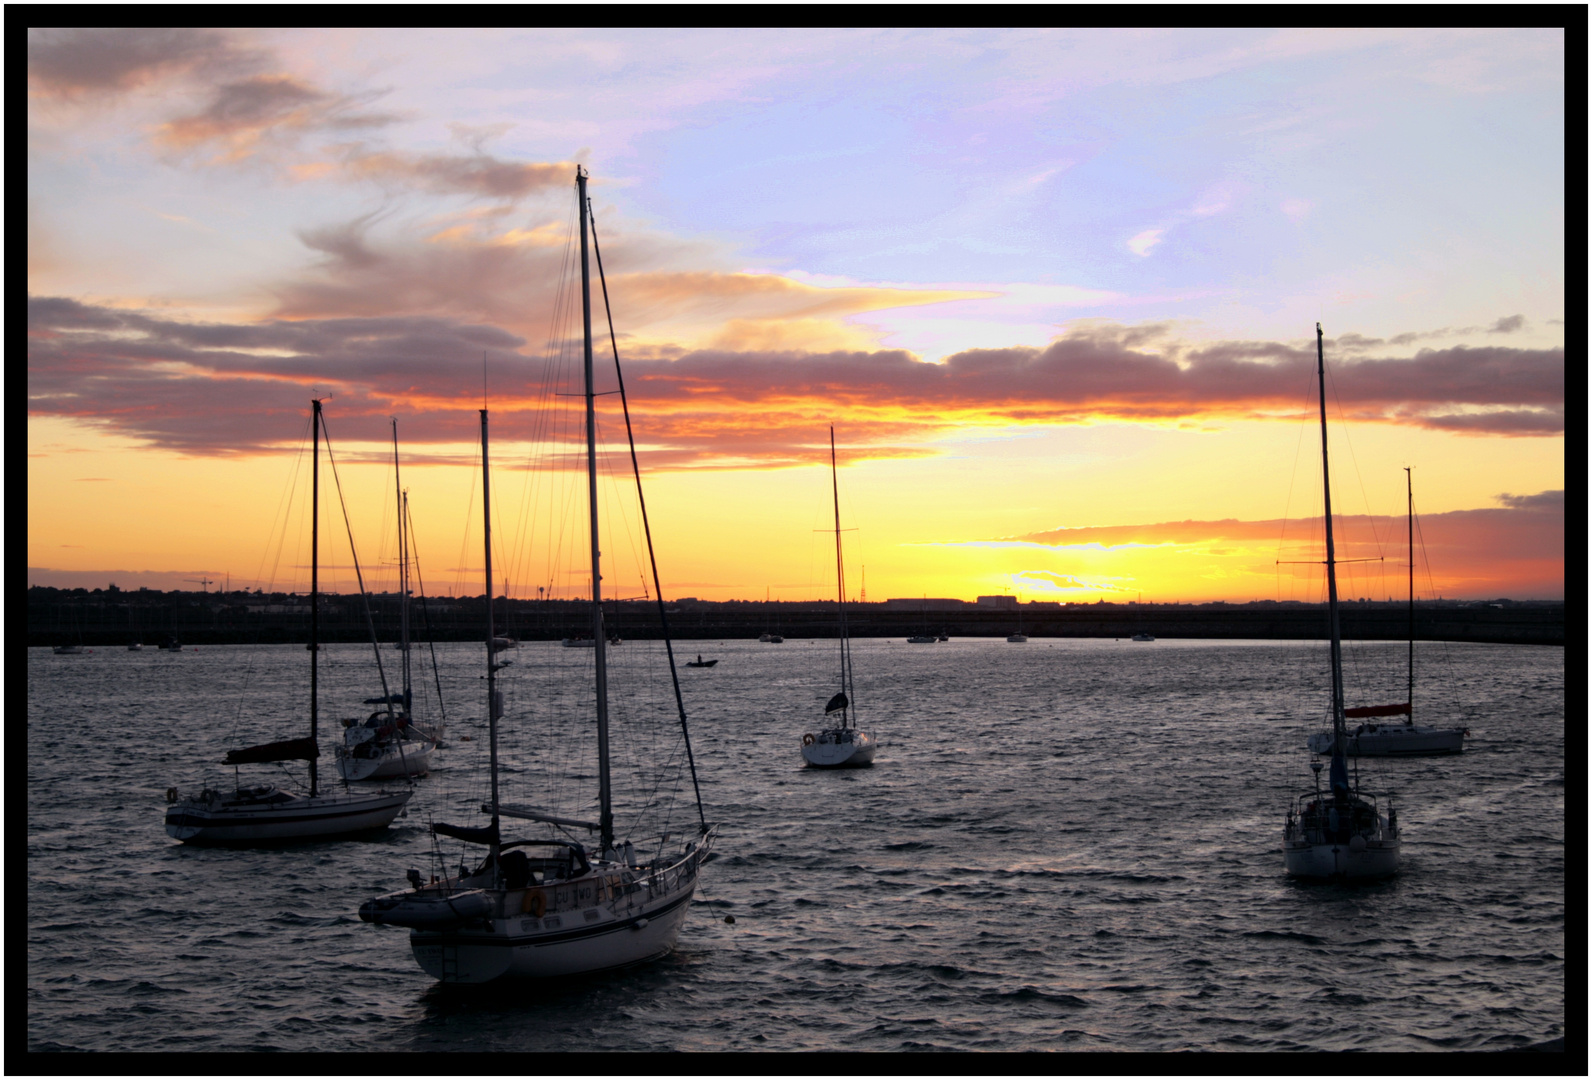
310,398,321,799
1406,466,1414,720
831,427,852,727
401,491,411,708
578,167,615,856
588,196,708,833
1316,324,1348,799
394,420,410,714
482,407,501,877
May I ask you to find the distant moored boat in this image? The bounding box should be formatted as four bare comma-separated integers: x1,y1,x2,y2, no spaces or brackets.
802,428,875,770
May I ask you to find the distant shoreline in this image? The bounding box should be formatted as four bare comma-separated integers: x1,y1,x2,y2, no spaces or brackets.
28,592,1566,648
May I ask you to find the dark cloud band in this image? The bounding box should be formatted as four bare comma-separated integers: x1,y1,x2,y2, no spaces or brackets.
28,298,1565,461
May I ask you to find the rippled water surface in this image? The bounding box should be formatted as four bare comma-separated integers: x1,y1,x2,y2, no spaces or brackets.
28,637,1564,1052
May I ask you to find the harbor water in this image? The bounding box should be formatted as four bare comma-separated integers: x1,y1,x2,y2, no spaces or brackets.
27,637,1564,1051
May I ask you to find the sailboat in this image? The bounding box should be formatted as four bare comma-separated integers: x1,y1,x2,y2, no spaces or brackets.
359,168,715,982
1282,324,1401,880
334,421,440,781
53,602,86,653
1007,597,1027,643
907,597,936,643
1307,468,1467,757
1131,597,1154,641
758,588,785,643
802,428,876,768
164,399,412,844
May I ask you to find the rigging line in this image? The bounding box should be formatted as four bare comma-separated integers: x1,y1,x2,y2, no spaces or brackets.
257,413,313,600
512,194,582,605
1322,346,1389,563
591,406,652,602
525,244,583,605
1410,501,1469,722
234,416,315,732
404,495,449,740
831,428,856,720
318,409,394,707
1275,349,1321,601
588,198,707,832
454,459,479,604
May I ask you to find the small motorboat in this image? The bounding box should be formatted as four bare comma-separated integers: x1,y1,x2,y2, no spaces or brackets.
685,655,718,668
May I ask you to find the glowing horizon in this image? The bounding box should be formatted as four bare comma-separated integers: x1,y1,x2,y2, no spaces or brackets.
28,29,1565,602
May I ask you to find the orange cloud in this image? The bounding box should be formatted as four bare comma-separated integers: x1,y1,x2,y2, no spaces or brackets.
27,299,1564,466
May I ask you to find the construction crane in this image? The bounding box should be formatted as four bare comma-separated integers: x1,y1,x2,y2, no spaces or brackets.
185,577,214,593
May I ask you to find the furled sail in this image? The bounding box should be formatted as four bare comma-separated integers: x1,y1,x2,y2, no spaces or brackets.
223,736,319,765
825,692,849,714
433,819,500,845
1344,702,1412,718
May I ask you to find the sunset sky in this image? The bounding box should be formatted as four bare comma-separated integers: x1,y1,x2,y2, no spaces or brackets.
28,28,1565,604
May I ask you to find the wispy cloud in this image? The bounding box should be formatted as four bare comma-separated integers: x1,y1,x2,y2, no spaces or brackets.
1127,229,1164,257
266,210,979,345
335,150,571,201
156,75,397,163
27,28,253,97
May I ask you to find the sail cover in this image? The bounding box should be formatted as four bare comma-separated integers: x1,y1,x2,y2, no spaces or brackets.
434,819,500,846
1344,703,1412,718
1329,749,1350,798
824,692,849,714
223,736,319,765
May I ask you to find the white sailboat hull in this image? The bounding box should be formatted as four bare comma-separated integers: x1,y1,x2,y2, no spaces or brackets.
402,844,709,984
1282,794,1400,880
1282,837,1401,880
165,788,411,844
1307,725,1464,756
334,737,435,780
801,729,875,768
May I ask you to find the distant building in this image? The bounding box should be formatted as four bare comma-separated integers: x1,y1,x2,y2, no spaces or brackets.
1025,600,1061,608
884,598,967,611
975,595,1018,610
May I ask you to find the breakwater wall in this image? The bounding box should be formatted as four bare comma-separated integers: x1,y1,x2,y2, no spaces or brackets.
29,590,1566,648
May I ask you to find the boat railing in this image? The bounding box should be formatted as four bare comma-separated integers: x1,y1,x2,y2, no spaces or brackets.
1287,790,1392,845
